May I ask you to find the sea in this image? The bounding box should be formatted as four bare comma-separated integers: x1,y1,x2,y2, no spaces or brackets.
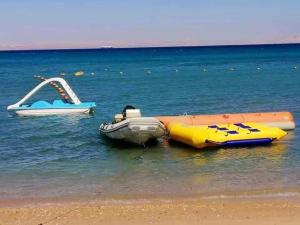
0,44,300,201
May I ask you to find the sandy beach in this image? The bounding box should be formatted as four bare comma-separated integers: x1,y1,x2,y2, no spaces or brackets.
1,195,300,225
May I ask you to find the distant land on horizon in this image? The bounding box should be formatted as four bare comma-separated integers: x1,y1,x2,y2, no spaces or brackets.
0,42,300,52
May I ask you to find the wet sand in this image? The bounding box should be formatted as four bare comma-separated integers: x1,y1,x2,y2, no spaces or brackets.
1,196,300,225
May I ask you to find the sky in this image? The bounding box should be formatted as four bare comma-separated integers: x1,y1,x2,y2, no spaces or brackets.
0,0,300,50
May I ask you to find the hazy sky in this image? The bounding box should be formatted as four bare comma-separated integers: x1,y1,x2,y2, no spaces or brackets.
1,0,300,50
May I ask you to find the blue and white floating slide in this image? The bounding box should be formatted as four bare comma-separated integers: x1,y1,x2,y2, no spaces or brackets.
7,77,96,116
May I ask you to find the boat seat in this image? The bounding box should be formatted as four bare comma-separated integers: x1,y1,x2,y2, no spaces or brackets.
126,109,141,118
235,123,251,129
31,100,52,107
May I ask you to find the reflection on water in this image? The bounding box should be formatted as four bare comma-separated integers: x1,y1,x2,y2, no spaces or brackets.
165,141,290,193
88,140,292,197
169,140,288,166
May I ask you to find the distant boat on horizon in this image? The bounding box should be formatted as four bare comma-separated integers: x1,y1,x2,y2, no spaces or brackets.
98,46,114,49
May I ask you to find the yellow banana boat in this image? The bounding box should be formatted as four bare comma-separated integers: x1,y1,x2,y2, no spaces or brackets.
168,122,287,149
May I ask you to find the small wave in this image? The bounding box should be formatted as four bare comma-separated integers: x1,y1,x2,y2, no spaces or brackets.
203,191,300,200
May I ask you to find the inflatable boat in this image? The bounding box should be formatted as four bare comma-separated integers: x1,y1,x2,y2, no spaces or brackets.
7,76,96,116
168,122,287,149
99,106,166,145
157,111,295,131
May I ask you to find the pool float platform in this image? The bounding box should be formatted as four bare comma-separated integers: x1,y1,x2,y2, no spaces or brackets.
157,111,295,131
168,122,287,149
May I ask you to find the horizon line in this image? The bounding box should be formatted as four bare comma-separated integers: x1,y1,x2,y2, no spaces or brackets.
0,42,299,52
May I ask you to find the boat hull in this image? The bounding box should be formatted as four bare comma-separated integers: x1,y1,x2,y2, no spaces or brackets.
14,108,92,116
100,117,166,145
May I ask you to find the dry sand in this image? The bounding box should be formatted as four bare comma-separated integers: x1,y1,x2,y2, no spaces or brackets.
0,196,300,225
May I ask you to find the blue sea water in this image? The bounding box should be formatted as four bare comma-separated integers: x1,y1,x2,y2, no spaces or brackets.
0,44,300,200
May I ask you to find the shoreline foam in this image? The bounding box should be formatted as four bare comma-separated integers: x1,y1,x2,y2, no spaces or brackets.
1,188,300,208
